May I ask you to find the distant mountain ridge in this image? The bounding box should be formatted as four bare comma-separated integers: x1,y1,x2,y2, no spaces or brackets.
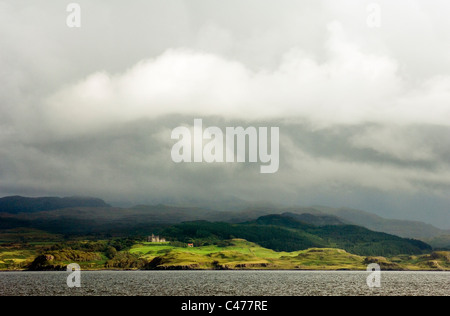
221,206,449,240
0,196,448,248
286,207,449,240
0,196,111,214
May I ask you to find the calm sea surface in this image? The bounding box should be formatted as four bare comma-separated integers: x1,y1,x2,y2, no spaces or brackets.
0,271,448,296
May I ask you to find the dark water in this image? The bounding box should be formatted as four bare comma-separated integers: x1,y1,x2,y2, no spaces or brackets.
0,271,448,296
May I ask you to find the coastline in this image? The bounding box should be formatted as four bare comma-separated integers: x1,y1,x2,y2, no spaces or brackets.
1,267,449,272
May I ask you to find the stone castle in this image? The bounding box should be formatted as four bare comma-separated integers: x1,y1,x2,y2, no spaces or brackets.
148,234,166,243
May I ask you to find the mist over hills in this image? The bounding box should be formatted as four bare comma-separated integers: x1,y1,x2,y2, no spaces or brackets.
0,196,111,214
308,207,448,240
0,196,448,249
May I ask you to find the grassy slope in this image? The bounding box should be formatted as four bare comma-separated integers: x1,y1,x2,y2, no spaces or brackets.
0,227,448,271
0,228,61,270
130,239,449,271
130,239,366,270
1,238,449,271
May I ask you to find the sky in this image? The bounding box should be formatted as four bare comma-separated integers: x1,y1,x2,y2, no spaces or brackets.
1,0,450,228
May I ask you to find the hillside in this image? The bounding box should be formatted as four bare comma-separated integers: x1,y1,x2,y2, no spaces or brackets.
317,207,448,240
162,215,431,256
134,239,367,270
0,204,219,235
2,237,446,272
280,212,345,226
0,198,447,249
426,235,450,250
221,206,450,247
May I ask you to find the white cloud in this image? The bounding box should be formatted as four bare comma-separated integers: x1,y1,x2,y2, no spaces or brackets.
42,21,450,137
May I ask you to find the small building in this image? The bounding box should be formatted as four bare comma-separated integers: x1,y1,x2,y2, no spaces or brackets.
148,234,166,243
187,243,194,248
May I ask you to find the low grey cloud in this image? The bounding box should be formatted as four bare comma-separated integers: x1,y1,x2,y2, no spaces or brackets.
0,0,450,228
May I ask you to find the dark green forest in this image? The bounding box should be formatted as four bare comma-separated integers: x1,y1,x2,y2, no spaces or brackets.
162,214,431,256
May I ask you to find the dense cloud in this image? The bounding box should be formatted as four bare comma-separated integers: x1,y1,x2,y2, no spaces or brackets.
1,0,450,227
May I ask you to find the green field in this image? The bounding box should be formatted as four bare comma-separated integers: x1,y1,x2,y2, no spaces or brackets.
128,239,366,270
128,239,449,271
0,231,449,271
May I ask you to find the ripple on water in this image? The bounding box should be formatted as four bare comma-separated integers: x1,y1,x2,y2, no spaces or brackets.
0,271,448,296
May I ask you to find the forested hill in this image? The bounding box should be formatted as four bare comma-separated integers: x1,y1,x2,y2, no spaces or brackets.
162,214,432,256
